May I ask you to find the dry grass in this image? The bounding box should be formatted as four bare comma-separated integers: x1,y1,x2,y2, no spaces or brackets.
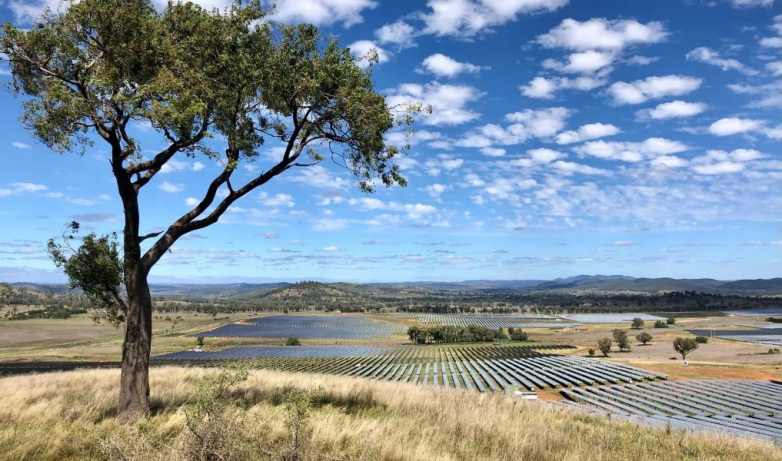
1,367,781,460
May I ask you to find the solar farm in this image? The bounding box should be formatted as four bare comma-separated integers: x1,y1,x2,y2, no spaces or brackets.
165,312,782,444
561,380,782,443
382,313,580,329
688,328,782,347
155,344,666,392
193,315,406,339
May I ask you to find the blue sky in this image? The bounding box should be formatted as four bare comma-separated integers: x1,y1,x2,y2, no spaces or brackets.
0,0,780,284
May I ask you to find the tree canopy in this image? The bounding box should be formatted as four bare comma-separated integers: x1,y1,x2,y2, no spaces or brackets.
1,0,420,421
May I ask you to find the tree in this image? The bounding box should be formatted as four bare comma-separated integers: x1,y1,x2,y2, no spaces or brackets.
285,337,301,346
613,329,630,352
667,317,676,325
630,317,644,329
3,0,421,421
636,331,653,345
654,320,668,328
673,337,699,360
597,338,612,357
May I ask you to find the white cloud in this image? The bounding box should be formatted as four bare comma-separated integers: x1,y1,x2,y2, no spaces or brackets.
11,142,30,149
550,161,611,176
636,100,707,120
690,149,765,175
728,0,776,7
520,75,606,99
460,107,570,147
536,18,668,51
290,165,350,189
185,197,200,206
266,0,377,27
419,54,485,78
424,154,464,176
766,61,782,76
159,181,185,193
160,159,206,174
347,40,390,67
761,37,782,47
574,138,688,162
555,123,620,144
375,21,416,47
608,75,702,105
259,192,295,208
685,47,756,75
9,182,48,193
322,246,341,252
626,55,658,66
421,0,569,37
424,183,448,197
708,117,765,136
386,82,482,126
651,156,688,169
542,50,615,74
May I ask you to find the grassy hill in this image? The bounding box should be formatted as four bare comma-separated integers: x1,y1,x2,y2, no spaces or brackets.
0,367,779,460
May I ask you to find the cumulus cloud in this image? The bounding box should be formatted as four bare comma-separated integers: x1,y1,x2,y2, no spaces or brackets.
160,159,205,174
690,149,766,175
708,117,765,136
419,54,486,78
459,107,571,147
728,0,776,7
347,40,390,68
266,0,377,27
520,75,606,99
421,0,569,37
375,20,416,47
685,47,756,75
636,100,707,120
608,75,702,105
574,138,688,162
550,160,611,176
386,82,483,125
159,181,185,193
555,123,620,144
536,18,668,51
542,50,615,74
185,197,200,206
259,192,295,208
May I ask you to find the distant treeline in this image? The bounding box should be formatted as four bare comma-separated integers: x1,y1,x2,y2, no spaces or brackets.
407,325,528,344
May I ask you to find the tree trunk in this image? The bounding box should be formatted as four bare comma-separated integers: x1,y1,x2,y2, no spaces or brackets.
117,266,153,422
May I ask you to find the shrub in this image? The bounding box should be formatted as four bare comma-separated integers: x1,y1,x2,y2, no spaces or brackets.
636,331,653,345
654,320,668,328
285,337,302,346
695,335,708,344
196,336,205,347
510,330,529,341
667,317,676,325
597,338,612,357
588,348,595,357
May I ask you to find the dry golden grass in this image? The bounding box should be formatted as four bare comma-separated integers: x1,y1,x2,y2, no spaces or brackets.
1,367,781,460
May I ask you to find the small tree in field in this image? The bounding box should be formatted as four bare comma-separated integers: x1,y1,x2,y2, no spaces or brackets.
3,0,422,421
613,329,630,352
673,337,699,360
631,317,644,329
636,331,653,345
597,338,612,357
667,317,676,325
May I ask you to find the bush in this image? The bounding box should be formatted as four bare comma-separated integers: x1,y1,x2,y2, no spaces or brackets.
510,330,529,341
695,335,708,344
597,338,612,357
667,317,676,325
654,320,668,328
588,348,595,357
285,337,301,346
636,331,653,345
196,336,205,347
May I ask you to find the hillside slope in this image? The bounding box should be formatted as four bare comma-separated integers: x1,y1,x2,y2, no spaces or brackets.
0,367,779,460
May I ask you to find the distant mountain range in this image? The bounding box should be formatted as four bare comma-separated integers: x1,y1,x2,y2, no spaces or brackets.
9,275,782,296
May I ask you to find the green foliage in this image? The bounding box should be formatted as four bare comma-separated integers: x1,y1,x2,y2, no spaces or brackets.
631,317,644,329
654,320,668,328
46,222,125,326
695,335,708,344
510,329,529,341
612,329,630,352
407,325,508,344
196,336,205,347
673,337,699,360
636,331,653,345
588,348,595,357
285,337,301,346
597,338,612,357
667,317,676,325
